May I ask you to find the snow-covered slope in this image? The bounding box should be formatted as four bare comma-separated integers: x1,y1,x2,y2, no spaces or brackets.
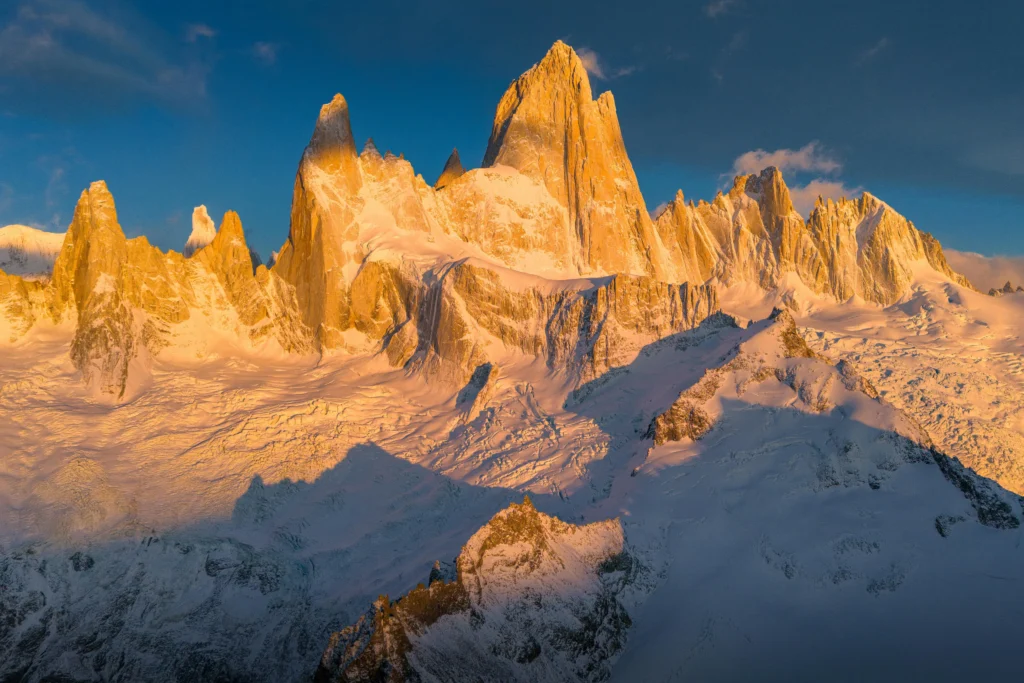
3,306,1021,682
0,224,64,278
0,38,1020,683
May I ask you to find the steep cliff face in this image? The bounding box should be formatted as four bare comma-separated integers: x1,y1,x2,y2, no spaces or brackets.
48,182,138,397
482,41,671,280
0,270,48,342
192,211,270,331
316,498,646,683
656,167,971,304
0,40,976,400
273,94,368,351
403,261,719,386
806,192,972,305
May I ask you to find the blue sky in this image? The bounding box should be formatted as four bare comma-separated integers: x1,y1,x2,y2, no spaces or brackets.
0,0,1021,260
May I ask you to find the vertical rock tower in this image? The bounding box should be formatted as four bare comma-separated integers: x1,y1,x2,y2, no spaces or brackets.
483,41,672,280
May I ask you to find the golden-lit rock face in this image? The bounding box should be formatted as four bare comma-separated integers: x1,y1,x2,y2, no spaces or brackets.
806,192,971,305
482,40,671,280
655,166,972,305
5,183,311,397
0,40,976,400
433,148,465,190
0,270,47,342
403,261,719,386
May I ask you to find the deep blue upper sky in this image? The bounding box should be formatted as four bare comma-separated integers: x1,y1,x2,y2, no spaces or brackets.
1,0,1021,259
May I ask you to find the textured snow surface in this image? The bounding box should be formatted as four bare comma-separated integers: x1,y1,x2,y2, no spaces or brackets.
0,224,64,278
3,282,1024,682
0,39,1019,683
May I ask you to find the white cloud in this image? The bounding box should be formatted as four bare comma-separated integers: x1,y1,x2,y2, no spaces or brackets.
576,47,635,81
650,201,669,219
185,23,216,42
0,0,209,108
251,41,279,66
855,37,889,66
577,47,606,80
789,179,862,217
944,250,1024,292
705,0,739,18
732,141,842,176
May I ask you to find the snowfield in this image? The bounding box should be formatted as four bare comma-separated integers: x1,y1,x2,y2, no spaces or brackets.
3,276,1024,682
3,37,1024,683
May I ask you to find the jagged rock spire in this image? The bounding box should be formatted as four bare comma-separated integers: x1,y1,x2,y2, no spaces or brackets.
481,40,671,280
303,93,361,193
741,166,796,218
434,148,465,190
50,181,136,398
361,137,381,159
193,211,268,325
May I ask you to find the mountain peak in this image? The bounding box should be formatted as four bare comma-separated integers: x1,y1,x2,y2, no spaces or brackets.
303,94,361,191
361,137,381,160
742,166,796,217
480,40,668,279
434,148,465,190
184,205,216,258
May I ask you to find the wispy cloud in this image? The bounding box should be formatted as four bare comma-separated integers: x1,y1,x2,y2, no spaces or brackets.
0,0,209,111
577,47,607,80
705,0,739,18
944,250,1024,291
185,23,216,43
251,41,279,66
732,141,841,176
577,47,636,81
855,37,889,66
730,142,857,216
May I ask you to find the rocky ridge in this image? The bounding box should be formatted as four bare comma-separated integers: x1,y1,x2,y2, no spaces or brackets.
316,497,648,683
654,170,971,306
648,308,1020,529
0,41,971,399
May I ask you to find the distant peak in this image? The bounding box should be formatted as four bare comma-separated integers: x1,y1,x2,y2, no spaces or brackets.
434,148,466,190
742,166,795,217
306,93,357,162
361,137,381,159
218,210,245,240
303,93,361,192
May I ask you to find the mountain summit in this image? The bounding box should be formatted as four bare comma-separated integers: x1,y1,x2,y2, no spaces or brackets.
483,40,671,279
0,40,971,398
434,148,465,190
